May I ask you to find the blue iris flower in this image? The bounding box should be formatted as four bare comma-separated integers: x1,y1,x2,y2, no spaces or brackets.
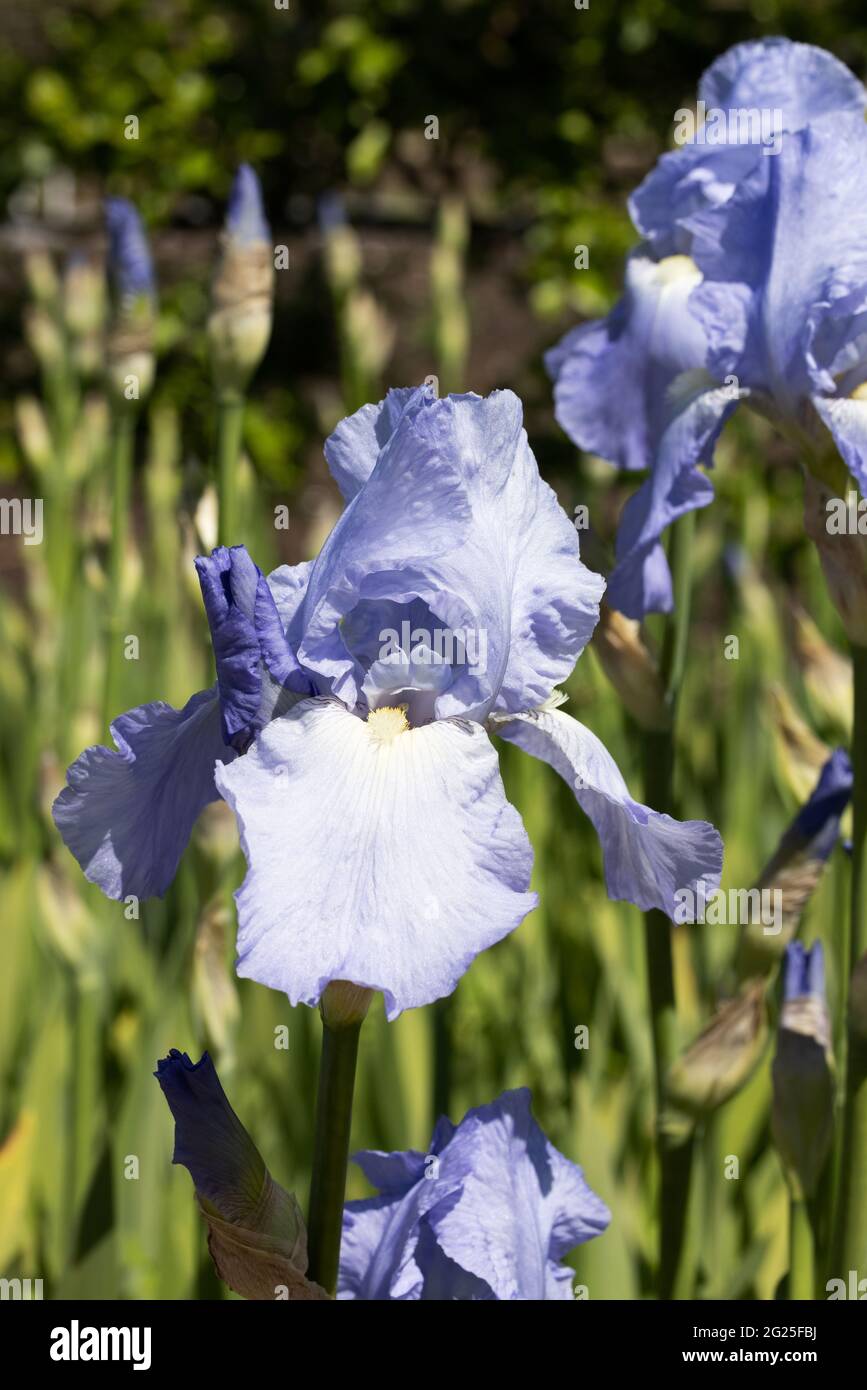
339,1088,610,1300
104,197,156,304
54,386,722,1017
546,39,867,617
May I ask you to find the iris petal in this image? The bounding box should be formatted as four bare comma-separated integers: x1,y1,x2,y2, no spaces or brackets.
494,709,722,918
215,697,536,1018
53,687,232,900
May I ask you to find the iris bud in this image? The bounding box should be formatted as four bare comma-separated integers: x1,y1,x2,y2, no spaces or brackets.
772,942,835,1200
207,164,274,396
155,1050,329,1299
104,197,156,405
803,468,867,647
591,602,670,731
666,980,767,1118
737,748,852,978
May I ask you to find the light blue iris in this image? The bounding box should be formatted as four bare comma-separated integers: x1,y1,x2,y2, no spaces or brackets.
546,39,867,617
54,386,722,1017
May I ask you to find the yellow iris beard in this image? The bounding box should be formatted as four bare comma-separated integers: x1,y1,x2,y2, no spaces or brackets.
367,705,410,743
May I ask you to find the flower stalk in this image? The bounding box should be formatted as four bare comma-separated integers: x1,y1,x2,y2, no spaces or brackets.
834,642,867,1276
641,509,695,1299
306,983,371,1295
102,403,136,730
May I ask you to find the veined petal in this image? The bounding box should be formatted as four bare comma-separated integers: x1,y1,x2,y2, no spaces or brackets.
494,709,722,918
339,1088,609,1301
427,1090,610,1301
53,687,232,900
215,698,536,1019
304,389,600,719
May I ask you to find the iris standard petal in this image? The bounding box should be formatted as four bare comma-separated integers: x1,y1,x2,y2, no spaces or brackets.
304,388,604,719
494,709,722,918
323,385,430,500
339,1088,610,1301
256,560,316,694
214,697,536,1019
700,37,866,126
427,1089,610,1301
52,687,233,900
631,40,865,264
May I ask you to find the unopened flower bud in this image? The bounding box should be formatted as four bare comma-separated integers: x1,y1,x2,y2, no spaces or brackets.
592,602,670,731
25,306,64,370
320,979,375,1029
666,980,767,1118
207,164,274,395
772,942,835,1199
803,468,867,646
105,198,156,405
63,253,106,339
24,250,60,309
155,1049,329,1299
14,396,53,475
738,748,852,978
791,604,851,738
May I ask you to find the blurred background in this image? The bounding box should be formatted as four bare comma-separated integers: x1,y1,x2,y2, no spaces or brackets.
1,0,864,1299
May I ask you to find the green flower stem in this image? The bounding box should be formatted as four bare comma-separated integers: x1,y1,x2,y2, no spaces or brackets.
216,393,245,547
642,510,696,1300
306,1015,363,1295
102,406,136,732
789,1199,815,1301
833,641,867,1277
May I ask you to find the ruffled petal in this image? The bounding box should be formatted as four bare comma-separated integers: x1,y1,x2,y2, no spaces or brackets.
427,1089,610,1301
323,386,430,500
215,697,536,1019
196,546,263,747
631,40,866,263
257,560,316,694
700,38,865,126
303,388,600,719
197,547,316,742
53,687,232,900
494,709,722,918
339,1088,609,1301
